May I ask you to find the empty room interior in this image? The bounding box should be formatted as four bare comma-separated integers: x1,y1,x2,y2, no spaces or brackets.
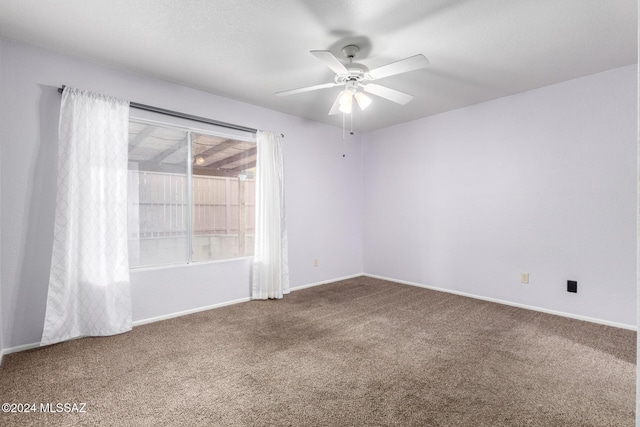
0,1,638,425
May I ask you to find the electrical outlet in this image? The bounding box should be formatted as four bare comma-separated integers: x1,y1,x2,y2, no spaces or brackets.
520,273,529,284
313,258,318,267
567,280,577,293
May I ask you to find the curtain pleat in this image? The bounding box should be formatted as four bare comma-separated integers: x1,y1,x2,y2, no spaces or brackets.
41,87,132,346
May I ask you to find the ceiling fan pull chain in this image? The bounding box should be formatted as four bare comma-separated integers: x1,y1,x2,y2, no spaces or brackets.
350,110,354,135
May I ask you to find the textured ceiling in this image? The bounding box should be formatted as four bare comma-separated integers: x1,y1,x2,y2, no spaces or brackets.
0,0,636,132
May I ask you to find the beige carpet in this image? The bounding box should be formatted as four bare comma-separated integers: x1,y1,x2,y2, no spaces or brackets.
0,276,635,426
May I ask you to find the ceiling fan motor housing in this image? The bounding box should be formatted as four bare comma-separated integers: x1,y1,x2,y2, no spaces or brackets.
335,62,370,84
336,45,371,82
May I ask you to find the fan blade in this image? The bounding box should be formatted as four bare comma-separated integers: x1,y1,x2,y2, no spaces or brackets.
361,84,413,105
310,50,349,75
276,82,340,97
368,54,430,80
328,91,344,115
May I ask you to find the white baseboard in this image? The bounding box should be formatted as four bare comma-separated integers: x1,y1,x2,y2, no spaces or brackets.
2,342,41,359
132,296,251,327
290,273,364,292
0,298,251,358
363,273,637,331
134,273,364,328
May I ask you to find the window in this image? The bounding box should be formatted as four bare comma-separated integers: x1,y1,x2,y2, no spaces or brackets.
127,120,256,268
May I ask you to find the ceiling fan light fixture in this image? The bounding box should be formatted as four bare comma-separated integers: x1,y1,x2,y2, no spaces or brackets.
338,90,353,114
338,101,352,114
338,90,353,106
354,92,372,110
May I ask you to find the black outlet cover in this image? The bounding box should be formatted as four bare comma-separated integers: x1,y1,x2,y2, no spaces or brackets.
567,280,577,293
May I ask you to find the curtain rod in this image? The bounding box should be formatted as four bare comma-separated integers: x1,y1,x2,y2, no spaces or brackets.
58,85,258,134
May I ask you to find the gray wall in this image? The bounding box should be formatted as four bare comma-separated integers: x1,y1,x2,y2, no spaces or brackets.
0,39,364,350
363,65,637,327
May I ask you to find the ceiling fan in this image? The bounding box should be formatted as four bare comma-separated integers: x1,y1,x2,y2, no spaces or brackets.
276,45,430,115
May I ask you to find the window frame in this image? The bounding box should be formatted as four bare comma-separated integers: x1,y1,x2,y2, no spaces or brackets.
127,116,257,269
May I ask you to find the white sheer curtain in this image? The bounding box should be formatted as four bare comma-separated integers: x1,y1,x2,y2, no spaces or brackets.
251,131,289,299
41,87,132,346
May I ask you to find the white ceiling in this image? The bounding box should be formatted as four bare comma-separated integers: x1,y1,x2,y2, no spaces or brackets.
0,0,636,133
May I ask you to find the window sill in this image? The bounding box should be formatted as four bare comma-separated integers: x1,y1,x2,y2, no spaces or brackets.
129,256,253,273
